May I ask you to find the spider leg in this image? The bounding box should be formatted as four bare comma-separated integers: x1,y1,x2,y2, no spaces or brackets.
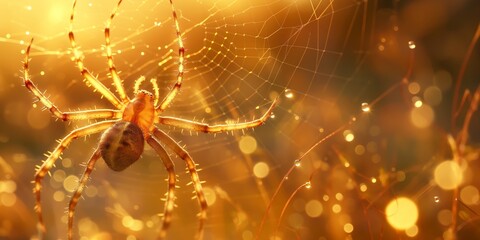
105,0,128,103
67,149,101,240
152,127,207,239
24,39,122,121
158,98,278,133
156,0,185,112
70,0,123,109
150,78,161,107
133,76,146,95
33,120,116,236
146,135,176,239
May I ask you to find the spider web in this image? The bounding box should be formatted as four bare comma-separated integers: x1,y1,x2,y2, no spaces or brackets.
1,0,479,239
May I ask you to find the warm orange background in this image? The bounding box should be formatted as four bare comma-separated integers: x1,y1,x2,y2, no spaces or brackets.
0,0,479,239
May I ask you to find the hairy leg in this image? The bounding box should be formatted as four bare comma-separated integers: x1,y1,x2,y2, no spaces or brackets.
152,127,207,239
146,135,177,239
69,0,123,108
105,0,128,103
24,39,121,121
68,150,101,240
156,0,185,112
33,120,116,236
158,99,277,133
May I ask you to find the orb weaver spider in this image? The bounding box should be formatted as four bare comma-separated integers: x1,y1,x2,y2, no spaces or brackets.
23,0,277,239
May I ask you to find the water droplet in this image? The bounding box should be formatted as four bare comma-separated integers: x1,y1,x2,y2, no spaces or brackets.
408,41,416,49
305,181,312,189
32,103,37,108
361,102,370,112
434,196,440,203
284,89,294,99
371,177,377,183
294,159,301,167
270,113,275,119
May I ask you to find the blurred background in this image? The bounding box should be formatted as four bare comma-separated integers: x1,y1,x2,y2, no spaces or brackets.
0,0,479,239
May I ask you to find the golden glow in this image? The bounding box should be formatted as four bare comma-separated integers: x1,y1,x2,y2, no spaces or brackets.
332,204,342,213
414,100,423,108
405,225,419,237
344,130,355,142
437,209,452,226
53,190,65,202
385,197,418,230
343,223,354,233
424,86,442,106
410,104,434,128
63,175,79,193
361,102,370,112
238,135,257,154
360,183,367,192
408,41,416,49
408,82,420,94
0,193,16,207
434,161,463,190
0,180,16,193
354,145,365,155
335,193,344,201
253,162,270,179
284,89,294,99
122,216,144,232
27,107,50,129
460,185,479,205
62,158,73,168
305,200,323,217
204,187,217,206
53,169,66,182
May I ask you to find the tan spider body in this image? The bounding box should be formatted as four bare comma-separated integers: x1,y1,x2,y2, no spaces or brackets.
23,0,276,239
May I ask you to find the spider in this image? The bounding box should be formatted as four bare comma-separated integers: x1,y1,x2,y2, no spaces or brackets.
23,0,277,239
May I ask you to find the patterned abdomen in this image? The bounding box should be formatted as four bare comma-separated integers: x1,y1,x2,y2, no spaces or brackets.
99,121,144,171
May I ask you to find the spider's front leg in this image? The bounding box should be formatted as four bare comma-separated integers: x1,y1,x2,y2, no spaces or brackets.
69,0,123,109
158,98,278,133
156,0,185,112
105,0,129,103
33,121,116,237
24,39,122,121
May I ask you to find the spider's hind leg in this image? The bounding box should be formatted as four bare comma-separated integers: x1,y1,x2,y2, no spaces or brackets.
67,149,102,240
152,127,207,239
33,121,115,237
146,136,177,239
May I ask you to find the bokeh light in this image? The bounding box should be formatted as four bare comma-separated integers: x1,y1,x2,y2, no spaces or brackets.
385,197,419,230
434,161,463,190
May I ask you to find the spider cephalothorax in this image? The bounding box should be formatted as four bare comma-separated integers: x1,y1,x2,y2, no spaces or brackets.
23,0,277,239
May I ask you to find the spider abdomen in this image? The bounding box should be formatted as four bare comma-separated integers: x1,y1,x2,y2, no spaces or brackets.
99,121,144,171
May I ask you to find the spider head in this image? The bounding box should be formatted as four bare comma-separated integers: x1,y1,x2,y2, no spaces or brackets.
122,89,156,135
137,90,155,102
